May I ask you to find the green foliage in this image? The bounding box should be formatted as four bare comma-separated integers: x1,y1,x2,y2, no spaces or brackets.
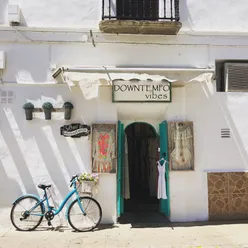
23,102,34,109
42,102,53,109
63,102,74,109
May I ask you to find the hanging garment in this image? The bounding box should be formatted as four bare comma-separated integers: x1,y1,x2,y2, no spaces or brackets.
92,129,116,173
170,125,193,170
157,160,167,199
123,134,130,199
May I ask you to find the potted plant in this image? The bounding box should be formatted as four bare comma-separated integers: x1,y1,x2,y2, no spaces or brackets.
23,102,34,120
42,102,53,120
63,102,74,120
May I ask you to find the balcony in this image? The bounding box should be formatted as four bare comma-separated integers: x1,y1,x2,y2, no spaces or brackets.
99,0,182,35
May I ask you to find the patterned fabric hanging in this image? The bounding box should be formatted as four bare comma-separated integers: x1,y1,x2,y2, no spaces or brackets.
92,129,116,173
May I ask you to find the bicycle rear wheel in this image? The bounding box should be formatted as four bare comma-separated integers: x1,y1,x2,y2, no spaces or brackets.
10,196,44,231
68,196,102,232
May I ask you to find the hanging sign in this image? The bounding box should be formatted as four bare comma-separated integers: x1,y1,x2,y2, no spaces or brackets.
112,80,171,102
60,123,91,138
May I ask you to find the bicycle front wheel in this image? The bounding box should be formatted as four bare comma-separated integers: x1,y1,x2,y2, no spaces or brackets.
68,196,102,232
10,196,44,231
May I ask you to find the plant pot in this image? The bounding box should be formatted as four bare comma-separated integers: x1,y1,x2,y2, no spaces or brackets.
25,109,33,120
64,107,72,120
44,109,52,120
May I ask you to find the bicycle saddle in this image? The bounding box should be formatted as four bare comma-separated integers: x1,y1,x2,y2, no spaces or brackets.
38,184,51,190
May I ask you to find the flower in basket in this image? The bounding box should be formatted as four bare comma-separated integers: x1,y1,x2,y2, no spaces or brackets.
78,173,99,184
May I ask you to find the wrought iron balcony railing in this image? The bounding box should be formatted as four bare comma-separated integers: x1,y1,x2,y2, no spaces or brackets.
102,0,180,21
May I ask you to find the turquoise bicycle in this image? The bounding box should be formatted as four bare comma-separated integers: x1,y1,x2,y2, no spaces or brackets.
10,175,102,232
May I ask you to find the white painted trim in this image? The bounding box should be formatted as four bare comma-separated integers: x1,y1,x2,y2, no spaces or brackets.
0,25,97,33
182,30,248,37
1,25,248,37
204,169,248,173
62,66,215,73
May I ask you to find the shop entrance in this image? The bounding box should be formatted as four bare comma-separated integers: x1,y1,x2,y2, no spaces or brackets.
124,122,159,213
117,121,169,223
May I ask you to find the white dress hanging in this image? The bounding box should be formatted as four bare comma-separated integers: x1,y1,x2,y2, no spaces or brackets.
157,160,167,200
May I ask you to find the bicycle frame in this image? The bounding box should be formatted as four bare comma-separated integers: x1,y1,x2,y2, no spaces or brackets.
28,180,84,217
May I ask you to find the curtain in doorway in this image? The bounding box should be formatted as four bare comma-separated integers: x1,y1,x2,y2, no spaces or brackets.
122,134,159,200
123,134,130,199
148,138,159,197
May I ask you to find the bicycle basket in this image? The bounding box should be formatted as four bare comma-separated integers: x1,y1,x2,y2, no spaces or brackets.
77,181,98,195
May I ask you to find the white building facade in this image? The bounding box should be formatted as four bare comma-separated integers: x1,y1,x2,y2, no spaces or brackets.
1,0,248,224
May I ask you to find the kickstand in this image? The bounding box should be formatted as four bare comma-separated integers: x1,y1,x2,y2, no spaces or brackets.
48,221,55,230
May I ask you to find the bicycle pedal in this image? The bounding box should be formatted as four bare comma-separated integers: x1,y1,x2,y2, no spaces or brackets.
48,221,52,226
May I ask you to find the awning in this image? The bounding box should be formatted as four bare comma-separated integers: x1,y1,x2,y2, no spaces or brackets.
64,72,177,83
62,70,214,100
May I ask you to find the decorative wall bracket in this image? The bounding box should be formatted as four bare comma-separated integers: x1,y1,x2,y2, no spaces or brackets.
23,101,74,120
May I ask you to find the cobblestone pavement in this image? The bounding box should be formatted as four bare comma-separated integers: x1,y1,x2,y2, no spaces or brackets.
1,208,248,248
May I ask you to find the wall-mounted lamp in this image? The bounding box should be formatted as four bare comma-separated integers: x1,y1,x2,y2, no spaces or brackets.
52,67,65,83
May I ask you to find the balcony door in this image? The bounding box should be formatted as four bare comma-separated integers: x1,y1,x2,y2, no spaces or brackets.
116,0,159,21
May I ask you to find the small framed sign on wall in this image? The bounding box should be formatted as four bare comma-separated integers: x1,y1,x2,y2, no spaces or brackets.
112,80,171,102
60,124,91,138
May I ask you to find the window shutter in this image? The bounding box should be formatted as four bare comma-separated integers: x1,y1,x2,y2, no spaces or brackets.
225,63,248,92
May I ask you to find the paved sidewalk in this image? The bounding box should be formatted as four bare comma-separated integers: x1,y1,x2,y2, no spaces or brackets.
1,221,248,248
1,208,248,247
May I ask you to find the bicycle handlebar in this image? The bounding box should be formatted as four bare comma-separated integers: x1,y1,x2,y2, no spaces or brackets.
70,174,79,187
70,175,77,182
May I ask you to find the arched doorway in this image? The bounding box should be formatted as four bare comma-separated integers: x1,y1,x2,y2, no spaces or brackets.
120,122,169,222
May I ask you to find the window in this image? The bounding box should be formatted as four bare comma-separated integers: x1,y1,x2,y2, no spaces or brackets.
0,90,14,104
116,0,159,21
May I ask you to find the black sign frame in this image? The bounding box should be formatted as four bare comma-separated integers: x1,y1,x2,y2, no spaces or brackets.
60,123,91,138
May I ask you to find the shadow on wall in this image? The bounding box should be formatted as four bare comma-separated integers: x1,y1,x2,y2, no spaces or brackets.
187,82,248,170
168,82,248,223
19,86,95,199
50,127,92,175
179,0,194,31
0,107,39,197
0,84,117,224
19,9,27,27
4,44,52,85
0,84,99,207
0,0,27,26
0,159,22,207
0,0,9,24
212,91,248,168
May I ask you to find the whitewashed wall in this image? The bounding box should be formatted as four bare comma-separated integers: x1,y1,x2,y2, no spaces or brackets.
1,0,248,33
3,77,248,224
2,42,248,85
1,0,248,222
169,82,248,222
0,84,117,224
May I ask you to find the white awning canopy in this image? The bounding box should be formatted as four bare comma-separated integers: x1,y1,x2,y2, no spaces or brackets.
64,72,177,83
62,68,214,100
